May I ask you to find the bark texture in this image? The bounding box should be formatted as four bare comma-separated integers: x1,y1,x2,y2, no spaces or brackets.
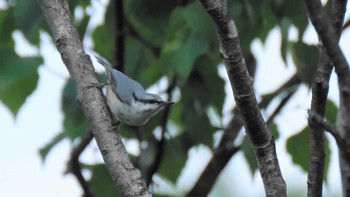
198,0,286,196
37,0,151,196
306,0,346,196
304,0,350,195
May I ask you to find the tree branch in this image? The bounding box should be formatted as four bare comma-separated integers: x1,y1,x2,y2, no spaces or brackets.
306,0,346,195
304,0,350,195
187,64,296,196
304,0,349,81
68,130,94,197
146,76,177,186
308,110,350,164
198,0,286,196
113,0,125,71
186,109,242,197
37,0,151,196
343,19,350,30
259,73,301,109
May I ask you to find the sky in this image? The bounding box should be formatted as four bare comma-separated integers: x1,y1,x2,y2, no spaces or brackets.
1,1,350,196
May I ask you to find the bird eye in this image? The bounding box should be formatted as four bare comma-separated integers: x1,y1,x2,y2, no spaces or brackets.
147,99,159,104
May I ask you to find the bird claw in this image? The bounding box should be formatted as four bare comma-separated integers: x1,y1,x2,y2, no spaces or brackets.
109,121,120,131
88,82,108,89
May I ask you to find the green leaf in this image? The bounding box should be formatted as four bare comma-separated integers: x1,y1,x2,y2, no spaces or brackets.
93,25,115,60
92,3,115,59
76,13,89,40
268,122,279,140
88,164,120,197
290,41,320,87
39,132,66,161
124,37,159,88
62,79,88,140
0,9,16,44
241,135,258,175
11,0,42,44
325,99,337,124
157,135,188,183
324,136,331,183
286,126,331,181
125,0,179,46
279,0,308,39
286,127,310,171
0,45,41,116
169,101,184,129
183,1,217,46
68,0,90,11
196,57,225,113
162,33,209,82
280,17,291,63
181,92,215,146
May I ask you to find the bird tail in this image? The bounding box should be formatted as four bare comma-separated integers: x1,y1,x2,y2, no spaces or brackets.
95,55,113,69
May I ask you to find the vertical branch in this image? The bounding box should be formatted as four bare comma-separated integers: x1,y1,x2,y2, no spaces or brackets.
113,0,125,71
146,76,177,186
307,0,346,195
37,0,151,196
304,0,349,78
304,0,349,195
188,64,298,196
198,0,286,196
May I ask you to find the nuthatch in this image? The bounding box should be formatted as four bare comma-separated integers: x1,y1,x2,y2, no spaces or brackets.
95,56,174,126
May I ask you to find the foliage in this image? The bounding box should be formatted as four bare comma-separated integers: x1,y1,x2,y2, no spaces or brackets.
0,0,337,196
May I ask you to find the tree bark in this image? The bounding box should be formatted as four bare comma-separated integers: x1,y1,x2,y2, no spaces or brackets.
198,0,286,196
306,0,346,196
37,0,151,196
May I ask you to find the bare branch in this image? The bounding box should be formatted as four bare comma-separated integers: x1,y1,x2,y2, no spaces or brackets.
186,110,242,197
304,0,349,195
343,19,350,30
37,0,151,196
304,0,349,81
146,76,177,186
308,110,350,163
113,0,125,71
198,0,286,196
306,0,345,194
68,130,94,197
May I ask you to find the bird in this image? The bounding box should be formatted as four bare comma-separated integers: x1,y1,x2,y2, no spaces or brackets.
95,56,174,126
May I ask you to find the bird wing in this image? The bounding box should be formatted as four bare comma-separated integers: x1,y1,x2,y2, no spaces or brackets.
95,56,146,105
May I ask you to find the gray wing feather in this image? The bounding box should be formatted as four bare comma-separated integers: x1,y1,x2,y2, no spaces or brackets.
95,56,146,104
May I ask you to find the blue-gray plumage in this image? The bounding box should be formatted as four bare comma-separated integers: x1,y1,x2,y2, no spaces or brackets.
95,56,174,126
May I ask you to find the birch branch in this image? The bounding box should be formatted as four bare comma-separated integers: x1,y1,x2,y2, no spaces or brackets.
37,0,151,196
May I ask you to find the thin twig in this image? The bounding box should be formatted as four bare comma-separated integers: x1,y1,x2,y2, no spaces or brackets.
343,19,350,30
146,76,177,186
186,109,242,197
113,0,125,71
266,88,296,125
68,130,94,197
308,110,350,164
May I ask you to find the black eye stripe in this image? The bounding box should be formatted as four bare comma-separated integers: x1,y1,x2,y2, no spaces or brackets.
132,93,163,104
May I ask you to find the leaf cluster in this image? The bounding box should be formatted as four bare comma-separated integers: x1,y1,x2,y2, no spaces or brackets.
0,0,334,196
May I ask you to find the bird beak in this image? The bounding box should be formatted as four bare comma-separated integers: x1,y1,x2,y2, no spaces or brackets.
162,101,175,107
